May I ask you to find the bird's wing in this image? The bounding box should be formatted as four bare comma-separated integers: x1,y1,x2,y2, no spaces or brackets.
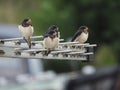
46,27,59,35
43,28,50,39
18,25,24,34
71,30,82,42
44,30,54,39
29,26,34,36
43,33,49,39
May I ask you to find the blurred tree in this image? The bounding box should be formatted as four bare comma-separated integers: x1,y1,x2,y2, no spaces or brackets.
94,45,117,67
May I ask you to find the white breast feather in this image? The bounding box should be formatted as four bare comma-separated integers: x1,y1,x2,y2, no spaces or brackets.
18,25,34,39
43,37,59,49
75,32,88,43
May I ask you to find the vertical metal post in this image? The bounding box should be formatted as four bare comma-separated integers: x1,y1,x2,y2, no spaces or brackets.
87,47,94,62
27,59,43,75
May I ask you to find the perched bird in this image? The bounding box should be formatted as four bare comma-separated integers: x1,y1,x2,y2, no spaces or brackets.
43,25,59,55
71,26,89,43
18,18,34,48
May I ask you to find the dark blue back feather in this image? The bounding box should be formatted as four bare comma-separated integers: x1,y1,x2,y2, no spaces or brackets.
71,29,82,42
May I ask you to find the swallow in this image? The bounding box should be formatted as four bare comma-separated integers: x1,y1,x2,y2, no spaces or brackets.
43,25,59,55
18,18,34,48
71,26,89,44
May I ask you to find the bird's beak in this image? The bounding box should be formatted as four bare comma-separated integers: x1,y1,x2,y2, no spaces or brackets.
26,19,32,25
84,28,88,34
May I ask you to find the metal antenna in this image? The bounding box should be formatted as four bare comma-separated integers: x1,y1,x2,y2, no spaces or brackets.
0,36,96,61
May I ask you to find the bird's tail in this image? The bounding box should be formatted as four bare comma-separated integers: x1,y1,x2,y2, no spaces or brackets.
71,38,75,42
24,37,31,48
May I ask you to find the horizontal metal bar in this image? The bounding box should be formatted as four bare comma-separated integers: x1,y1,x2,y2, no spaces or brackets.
0,36,43,41
59,42,79,45
84,44,97,47
67,51,85,55
14,48,47,52
82,52,93,55
0,36,96,61
0,41,96,48
31,41,43,43
31,39,64,44
51,50,72,54
74,43,97,47
74,43,90,46
0,54,87,60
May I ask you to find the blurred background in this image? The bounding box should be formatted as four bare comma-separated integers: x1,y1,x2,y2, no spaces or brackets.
0,0,120,90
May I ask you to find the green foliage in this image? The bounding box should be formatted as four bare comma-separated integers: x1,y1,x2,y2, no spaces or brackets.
94,45,117,67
